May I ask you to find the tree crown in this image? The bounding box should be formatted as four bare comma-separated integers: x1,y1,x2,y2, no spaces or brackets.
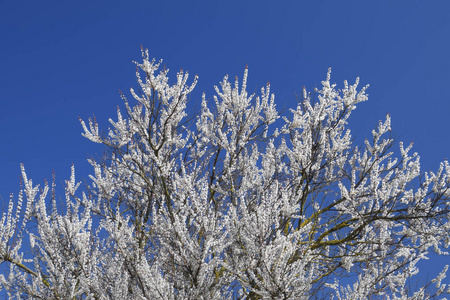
1,48,450,299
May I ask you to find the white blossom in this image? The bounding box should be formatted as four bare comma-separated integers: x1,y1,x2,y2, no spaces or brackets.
1,48,449,299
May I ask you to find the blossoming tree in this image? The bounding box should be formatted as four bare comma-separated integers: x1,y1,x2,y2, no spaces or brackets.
1,48,450,299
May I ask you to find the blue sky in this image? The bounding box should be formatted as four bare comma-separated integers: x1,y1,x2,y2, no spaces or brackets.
1,0,450,291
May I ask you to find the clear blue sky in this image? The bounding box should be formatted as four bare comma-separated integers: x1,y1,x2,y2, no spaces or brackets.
1,0,450,290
